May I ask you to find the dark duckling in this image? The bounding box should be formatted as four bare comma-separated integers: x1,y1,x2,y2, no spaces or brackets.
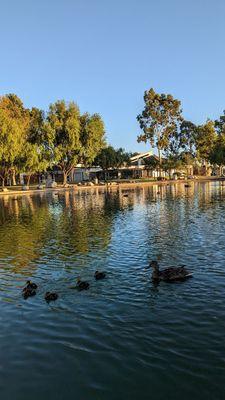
184,184,191,188
25,280,37,290
23,287,36,299
149,261,193,283
77,278,90,291
45,292,58,302
94,271,106,280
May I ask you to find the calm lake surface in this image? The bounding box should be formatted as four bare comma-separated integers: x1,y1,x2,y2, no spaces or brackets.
0,182,225,400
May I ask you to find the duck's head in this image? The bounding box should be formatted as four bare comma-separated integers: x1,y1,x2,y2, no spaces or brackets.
149,261,159,270
94,271,99,276
77,277,81,284
26,280,31,285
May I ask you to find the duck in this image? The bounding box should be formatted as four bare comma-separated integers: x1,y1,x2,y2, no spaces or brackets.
149,261,193,282
45,292,58,302
184,184,191,188
77,278,90,291
22,287,36,299
25,280,38,290
94,271,106,280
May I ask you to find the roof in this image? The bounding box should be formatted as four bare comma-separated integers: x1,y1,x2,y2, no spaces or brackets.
130,151,153,162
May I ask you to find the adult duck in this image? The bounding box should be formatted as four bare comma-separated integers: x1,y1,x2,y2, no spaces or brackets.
45,292,58,302
94,271,106,280
77,278,90,291
149,261,193,282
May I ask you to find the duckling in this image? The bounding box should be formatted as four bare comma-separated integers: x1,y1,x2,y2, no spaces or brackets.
149,261,193,283
45,292,58,302
123,194,129,197
22,287,36,299
184,184,191,188
25,280,37,290
94,271,106,280
77,278,90,291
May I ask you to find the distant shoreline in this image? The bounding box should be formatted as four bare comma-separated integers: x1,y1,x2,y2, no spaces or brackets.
0,176,224,197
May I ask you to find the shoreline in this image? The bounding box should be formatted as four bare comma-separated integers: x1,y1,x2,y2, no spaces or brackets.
0,176,224,197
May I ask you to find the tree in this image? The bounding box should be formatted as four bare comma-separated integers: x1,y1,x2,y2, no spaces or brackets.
18,142,50,186
79,113,105,166
215,110,225,136
44,101,106,186
137,88,183,171
94,146,130,179
209,134,225,175
0,94,29,188
17,107,51,187
195,120,217,162
44,100,82,186
177,120,197,155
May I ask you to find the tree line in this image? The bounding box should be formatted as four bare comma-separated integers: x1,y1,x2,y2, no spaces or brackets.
0,94,106,187
1,90,225,190
137,88,225,174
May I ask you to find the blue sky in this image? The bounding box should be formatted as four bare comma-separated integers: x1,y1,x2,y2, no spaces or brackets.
1,0,225,152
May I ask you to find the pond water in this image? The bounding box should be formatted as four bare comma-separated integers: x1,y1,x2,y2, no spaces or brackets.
0,182,225,400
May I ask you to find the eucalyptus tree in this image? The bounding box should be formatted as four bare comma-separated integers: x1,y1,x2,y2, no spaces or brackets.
17,107,51,186
215,110,225,135
0,94,29,188
79,113,105,166
209,134,225,175
94,146,130,179
137,88,183,170
44,100,82,186
195,120,217,162
178,120,197,155
44,100,106,185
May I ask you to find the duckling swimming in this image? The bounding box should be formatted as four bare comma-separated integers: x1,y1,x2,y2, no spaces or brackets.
25,280,37,290
45,292,58,302
22,287,36,299
149,261,193,282
94,271,106,280
77,278,90,291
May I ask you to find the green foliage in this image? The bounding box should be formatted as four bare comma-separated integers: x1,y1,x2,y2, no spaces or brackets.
0,94,106,187
215,110,225,135
44,100,81,184
137,88,183,162
177,120,197,155
143,155,160,170
0,94,28,186
209,134,225,167
94,146,130,170
195,120,217,161
79,113,105,166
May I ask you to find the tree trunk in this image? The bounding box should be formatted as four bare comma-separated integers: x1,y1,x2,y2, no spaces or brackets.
12,169,16,186
63,171,68,186
1,176,5,188
27,174,32,187
158,147,162,177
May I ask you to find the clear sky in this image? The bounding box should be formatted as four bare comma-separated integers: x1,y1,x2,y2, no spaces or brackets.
1,0,225,152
